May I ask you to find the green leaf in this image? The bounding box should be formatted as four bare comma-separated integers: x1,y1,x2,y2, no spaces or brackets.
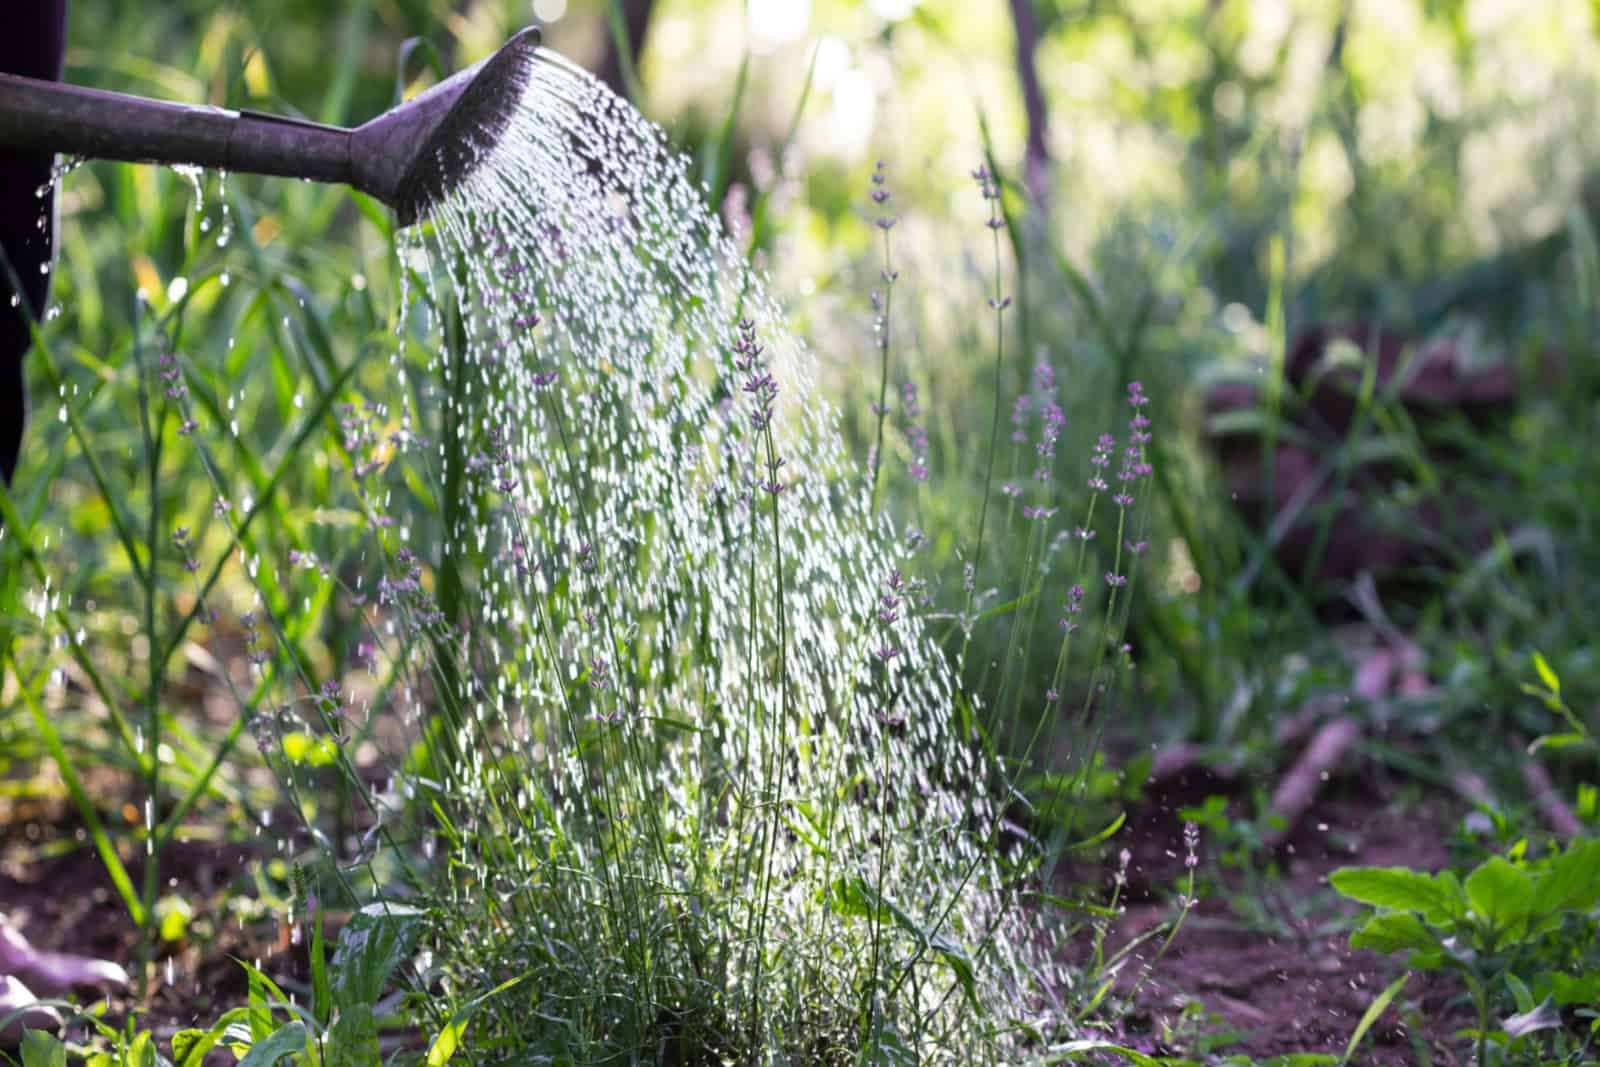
1068,811,1127,851
1341,973,1408,1065
1464,856,1534,933
830,877,979,1009
1528,732,1594,755
329,905,424,1010
1329,867,1457,924
1349,912,1437,955
326,1003,380,1067
172,1008,250,1067
1533,838,1600,915
236,1023,309,1067
157,896,193,943
1532,651,1561,694
1036,1040,1164,1065
425,973,526,1066
1504,971,1535,1014
123,1031,157,1067
19,1030,67,1067
243,964,279,1043
1544,969,1600,1006
860,1018,917,1067
170,1030,206,1066
310,902,331,1028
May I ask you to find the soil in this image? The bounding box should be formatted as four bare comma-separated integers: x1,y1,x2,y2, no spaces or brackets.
4,753,1479,1064
1092,761,1477,1064
0,789,288,1058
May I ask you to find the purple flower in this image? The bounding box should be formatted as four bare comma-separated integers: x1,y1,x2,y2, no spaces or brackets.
1033,361,1056,393
588,655,611,690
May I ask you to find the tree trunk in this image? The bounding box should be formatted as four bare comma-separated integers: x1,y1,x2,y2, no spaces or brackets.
1007,0,1051,207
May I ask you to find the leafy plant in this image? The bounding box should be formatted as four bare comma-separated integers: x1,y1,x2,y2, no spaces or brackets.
5,903,519,1067
1330,837,1600,1065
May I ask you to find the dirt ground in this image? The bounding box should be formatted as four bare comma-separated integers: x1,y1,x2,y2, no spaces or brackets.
1098,762,1476,1064
3,757,1479,1064
1,791,280,1052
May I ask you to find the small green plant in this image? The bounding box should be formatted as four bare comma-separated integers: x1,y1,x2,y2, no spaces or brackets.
1330,837,1600,1065
1524,652,1596,759
6,903,518,1067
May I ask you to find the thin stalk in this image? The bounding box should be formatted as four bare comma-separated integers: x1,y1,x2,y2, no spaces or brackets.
129,301,166,999
748,417,791,1050
869,185,897,515
959,179,1011,670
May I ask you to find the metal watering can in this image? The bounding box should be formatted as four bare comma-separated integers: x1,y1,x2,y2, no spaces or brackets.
0,26,542,226
0,26,542,488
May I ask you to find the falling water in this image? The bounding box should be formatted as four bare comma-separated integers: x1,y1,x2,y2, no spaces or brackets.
368,47,1063,1057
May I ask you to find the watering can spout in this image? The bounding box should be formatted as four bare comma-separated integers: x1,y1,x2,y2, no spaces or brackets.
0,26,541,226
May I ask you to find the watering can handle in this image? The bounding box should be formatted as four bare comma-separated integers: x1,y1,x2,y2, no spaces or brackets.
0,72,355,184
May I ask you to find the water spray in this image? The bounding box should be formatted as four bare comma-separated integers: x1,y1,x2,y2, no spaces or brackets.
0,26,543,226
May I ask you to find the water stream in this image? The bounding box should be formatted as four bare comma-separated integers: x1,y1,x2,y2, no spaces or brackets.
373,47,1060,1054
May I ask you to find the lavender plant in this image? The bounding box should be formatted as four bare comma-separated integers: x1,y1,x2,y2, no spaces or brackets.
169,52,1110,1063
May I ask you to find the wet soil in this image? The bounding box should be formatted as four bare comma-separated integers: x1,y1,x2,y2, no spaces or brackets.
0,789,288,1057
5,754,1480,1063
1094,761,1477,1064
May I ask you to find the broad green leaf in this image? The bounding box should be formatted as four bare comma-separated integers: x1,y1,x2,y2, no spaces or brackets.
245,965,275,1043
326,1003,380,1067
1544,969,1600,1006
832,876,979,1008
236,1022,309,1067
1532,839,1600,915
124,1031,157,1067
1464,856,1534,932
19,1031,67,1067
330,906,424,1010
1329,867,1457,923
1349,912,1436,955
861,1017,917,1067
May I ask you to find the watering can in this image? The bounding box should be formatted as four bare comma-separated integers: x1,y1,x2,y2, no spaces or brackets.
0,24,542,489
0,25,543,228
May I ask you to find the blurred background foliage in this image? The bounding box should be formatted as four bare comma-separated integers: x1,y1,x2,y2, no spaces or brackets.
8,0,1600,821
